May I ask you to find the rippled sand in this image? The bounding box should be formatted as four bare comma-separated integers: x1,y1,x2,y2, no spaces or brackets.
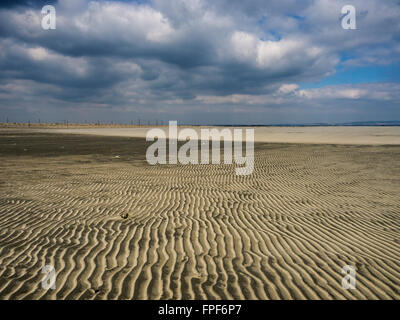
0,130,399,299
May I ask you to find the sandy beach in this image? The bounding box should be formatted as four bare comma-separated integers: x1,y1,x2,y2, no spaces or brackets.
0,129,399,299
37,126,400,145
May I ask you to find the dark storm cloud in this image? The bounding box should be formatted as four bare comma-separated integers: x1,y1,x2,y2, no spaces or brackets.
0,0,399,123
0,0,57,9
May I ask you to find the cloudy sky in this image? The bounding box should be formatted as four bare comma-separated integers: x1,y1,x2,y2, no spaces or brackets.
0,0,399,124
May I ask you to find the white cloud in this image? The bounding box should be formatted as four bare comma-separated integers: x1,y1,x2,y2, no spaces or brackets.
279,84,299,94
75,2,175,43
297,84,400,101
230,31,258,61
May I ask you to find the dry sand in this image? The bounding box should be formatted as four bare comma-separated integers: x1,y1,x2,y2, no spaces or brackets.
38,126,400,145
0,129,399,299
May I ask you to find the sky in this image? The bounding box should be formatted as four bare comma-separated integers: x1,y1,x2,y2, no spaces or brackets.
0,0,399,124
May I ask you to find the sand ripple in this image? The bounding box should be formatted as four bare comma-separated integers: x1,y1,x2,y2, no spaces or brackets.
0,143,399,299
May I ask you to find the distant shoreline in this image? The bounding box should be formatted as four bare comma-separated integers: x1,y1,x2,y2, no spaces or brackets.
1,121,400,129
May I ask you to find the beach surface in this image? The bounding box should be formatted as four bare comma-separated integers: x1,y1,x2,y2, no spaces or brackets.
37,126,400,145
0,129,399,299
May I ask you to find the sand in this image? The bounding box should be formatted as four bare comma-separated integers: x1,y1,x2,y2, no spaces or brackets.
0,130,399,299
37,126,400,145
